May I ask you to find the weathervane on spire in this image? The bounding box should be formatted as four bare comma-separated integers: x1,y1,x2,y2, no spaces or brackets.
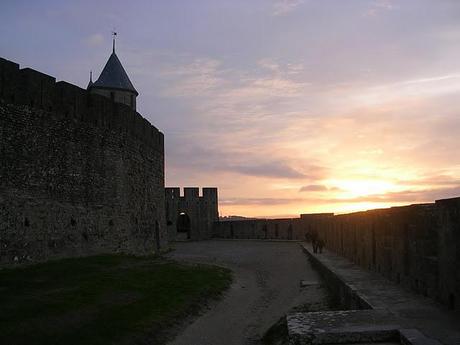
112,31,117,53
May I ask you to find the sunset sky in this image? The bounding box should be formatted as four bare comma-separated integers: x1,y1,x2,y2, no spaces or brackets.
1,0,460,217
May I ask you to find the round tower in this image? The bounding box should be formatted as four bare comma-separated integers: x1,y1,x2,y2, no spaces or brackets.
88,34,138,110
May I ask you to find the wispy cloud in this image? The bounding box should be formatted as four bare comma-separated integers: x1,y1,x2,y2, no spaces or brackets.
165,141,314,180
299,184,329,192
222,185,460,208
154,46,460,216
364,0,395,17
160,58,224,97
401,74,460,86
228,162,306,179
326,185,460,204
85,33,104,47
272,0,305,16
397,174,460,188
160,57,308,103
221,197,303,206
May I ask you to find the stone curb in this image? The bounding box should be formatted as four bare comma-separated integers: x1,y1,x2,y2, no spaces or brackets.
287,243,445,345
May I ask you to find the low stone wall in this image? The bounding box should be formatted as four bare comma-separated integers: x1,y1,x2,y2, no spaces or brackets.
213,198,460,311
214,214,334,241
289,243,458,345
318,199,459,311
214,218,299,240
301,244,372,310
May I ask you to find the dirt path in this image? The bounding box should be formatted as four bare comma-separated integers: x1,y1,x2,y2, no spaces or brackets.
166,240,324,345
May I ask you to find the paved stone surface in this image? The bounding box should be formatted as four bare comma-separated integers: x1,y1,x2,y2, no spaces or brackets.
166,240,324,345
295,243,460,345
288,310,401,344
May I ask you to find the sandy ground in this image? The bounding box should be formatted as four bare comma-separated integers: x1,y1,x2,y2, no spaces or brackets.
166,240,323,345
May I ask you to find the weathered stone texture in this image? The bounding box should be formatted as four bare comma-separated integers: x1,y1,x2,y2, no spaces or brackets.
435,198,460,310
315,202,457,309
0,57,166,265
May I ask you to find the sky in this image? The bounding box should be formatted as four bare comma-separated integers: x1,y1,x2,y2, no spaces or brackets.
1,0,460,217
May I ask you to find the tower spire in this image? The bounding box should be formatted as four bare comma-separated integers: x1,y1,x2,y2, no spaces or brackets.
90,31,138,109
87,70,94,89
112,31,117,53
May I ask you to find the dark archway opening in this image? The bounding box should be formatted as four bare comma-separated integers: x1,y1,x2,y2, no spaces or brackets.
449,293,455,310
177,212,191,240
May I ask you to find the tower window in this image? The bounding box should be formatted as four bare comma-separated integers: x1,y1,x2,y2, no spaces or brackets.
110,92,115,102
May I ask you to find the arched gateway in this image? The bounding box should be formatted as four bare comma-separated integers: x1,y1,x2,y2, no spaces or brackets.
176,212,191,240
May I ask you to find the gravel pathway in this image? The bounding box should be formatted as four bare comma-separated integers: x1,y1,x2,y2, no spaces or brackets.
166,240,324,345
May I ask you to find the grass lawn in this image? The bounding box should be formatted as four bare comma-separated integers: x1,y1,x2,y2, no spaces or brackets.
0,254,232,345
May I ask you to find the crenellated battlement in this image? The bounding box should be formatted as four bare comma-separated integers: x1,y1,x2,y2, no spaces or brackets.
165,187,218,202
0,57,163,152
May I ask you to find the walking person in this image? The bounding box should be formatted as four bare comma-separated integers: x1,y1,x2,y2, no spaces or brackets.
317,237,325,254
311,229,319,253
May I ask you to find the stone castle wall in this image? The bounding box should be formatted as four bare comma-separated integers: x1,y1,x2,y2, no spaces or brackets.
90,87,136,111
215,218,299,240
0,57,166,265
165,187,218,241
214,199,460,311
315,198,460,311
214,213,334,241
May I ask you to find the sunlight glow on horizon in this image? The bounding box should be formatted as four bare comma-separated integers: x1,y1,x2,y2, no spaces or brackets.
326,179,396,198
220,200,407,218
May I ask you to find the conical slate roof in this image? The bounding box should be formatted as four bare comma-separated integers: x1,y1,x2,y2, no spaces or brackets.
92,52,138,95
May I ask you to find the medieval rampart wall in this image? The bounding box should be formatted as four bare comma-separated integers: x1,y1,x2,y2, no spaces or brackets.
0,57,166,265
214,213,334,240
